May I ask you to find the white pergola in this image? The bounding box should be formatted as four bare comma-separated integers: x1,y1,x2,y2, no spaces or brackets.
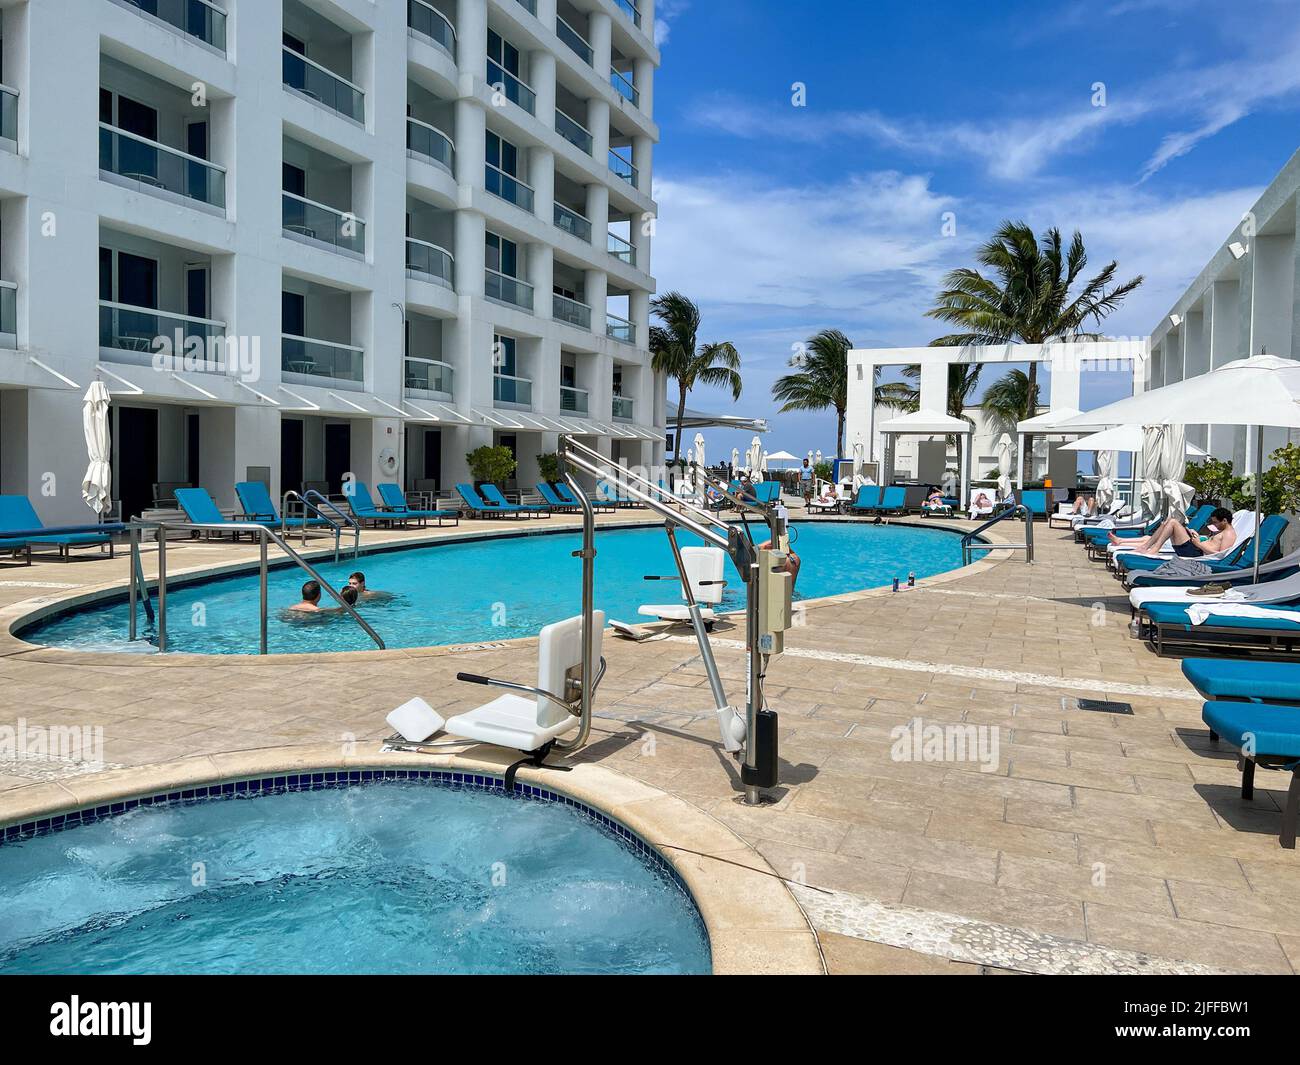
1014,406,1085,490
878,408,973,503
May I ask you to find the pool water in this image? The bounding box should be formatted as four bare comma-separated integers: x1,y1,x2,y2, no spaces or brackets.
22,521,966,655
0,781,711,975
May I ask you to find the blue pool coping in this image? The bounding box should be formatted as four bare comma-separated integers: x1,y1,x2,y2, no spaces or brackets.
0,766,712,956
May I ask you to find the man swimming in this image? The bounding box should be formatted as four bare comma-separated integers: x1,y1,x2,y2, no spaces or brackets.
289,580,323,612
347,571,392,600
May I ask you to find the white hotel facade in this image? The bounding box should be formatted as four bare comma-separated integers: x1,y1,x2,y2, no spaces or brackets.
0,0,664,524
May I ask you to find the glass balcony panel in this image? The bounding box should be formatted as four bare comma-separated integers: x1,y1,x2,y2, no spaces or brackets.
282,48,365,123
493,373,533,406
606,313,635,343
485,269,534,310
555,203,593,242
404,357,454,395
554,108,593,154
406,238,455,287
99,125,226,208
485,162,535,212
406,117,455,173
560,385,590,414
123,0,228,50
610,68,639,108
282,192,366,255
607,231,635,265
556,17,593,65
281,335,365,384
486,59,536,115
553,293,591,329
407,0,455,55
612,395,634,420
608,149,638,189
99,301,227,368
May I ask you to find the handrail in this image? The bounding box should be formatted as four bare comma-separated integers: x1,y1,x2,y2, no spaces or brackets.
127,519,383,654
303,489,362,560
99,122,228,171
961,503,1034,565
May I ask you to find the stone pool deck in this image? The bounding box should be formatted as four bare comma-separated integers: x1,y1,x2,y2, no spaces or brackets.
0,510,1295,974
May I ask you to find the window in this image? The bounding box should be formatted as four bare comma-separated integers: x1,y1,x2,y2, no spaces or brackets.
487,31,521,77
282,291,305,336
494,333,517,376
100,250,158,308
485,232,518,278
485,131,519,177
283,31,307,56
282,162,306,197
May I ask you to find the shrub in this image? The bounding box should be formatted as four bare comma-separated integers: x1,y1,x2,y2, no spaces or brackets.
536,452,560,483
1185,457,1245,508
466,445,516,486
813,460,833,481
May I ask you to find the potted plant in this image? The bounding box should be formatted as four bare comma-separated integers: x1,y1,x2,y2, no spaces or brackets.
465,445,517,490
536,451,561,488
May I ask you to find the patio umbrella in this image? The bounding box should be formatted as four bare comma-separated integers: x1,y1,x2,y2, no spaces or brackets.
995,433,1014,501
731,447,740,474
694,432,706,471
81,380,112,516
1156,422,1193,520
765,450,800,463
1060,354,1300,583
1061,425,1210,513
1094,447,1117,511
747,436,762,473
815,449,823,467
1138,424,1167,520
760,449,769,473
852,435,865,480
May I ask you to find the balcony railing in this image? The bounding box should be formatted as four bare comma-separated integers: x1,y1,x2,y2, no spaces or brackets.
282,334,365,385
555,203,592,243
99,124,227,209
485,268,534,311
404,356,454,396
556,16,593,65
487,59,536,115
608,148,638,189
607,230,636,266
553,293,591,330
606,313,635,343
485,162,535,212
0,85,14,144
283,47,365,124
614,0,642,28
612,395,634,421
99,301,226,366
407,116,455,173
123,0,227,51
407,0,455,57
0,281,14,342
611,68,639,108
515,0,538,15
555,108,593,154
282,192,366,255
406,237,455,288
560,384,590,414
493,372,533,407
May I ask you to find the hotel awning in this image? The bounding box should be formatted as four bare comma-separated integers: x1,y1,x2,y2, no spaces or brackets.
878,408,971,435
672,406,769,432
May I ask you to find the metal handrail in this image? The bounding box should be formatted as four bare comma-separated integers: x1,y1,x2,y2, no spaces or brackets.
961,503,1035,565
126,519,383,654
280,489,357,562
303,489,362,559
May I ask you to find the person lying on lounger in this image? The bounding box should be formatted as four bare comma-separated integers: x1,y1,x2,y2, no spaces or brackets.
968,492,993,520
1110,506,1236,559
1071,494,1097,516
924,487,949,512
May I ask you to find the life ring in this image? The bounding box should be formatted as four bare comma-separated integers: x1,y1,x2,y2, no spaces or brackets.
378,447,398,476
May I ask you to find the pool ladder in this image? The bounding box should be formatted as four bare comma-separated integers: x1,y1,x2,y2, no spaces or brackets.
281,489,362,562
125,519,385,655
960,504,1035,566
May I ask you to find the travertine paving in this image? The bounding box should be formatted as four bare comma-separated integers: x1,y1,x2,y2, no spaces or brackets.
0,512,1296,974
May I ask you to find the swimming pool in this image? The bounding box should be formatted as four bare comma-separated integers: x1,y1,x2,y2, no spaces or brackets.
0,778,711,975
22,520,967,655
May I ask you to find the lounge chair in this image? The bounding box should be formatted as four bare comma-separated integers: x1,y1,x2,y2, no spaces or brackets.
1129,546,1300,595
1140,599,1300,658
879,486,906,515
597,479,640,508
807,487,842,514
1114,511,1268,576
478,483,549,517
455,483,527,519
849,485,883,514
344,482,403,528
376,483,460,527
1091,505,1216,565
536,482,580,512
554,482,615,514
0,496,113,561
385,612,606,757
1199,699,1300,847
1018,489,1050,520
966,489,998,520
173,488,253,542
637,546,727,627
235,481,332,532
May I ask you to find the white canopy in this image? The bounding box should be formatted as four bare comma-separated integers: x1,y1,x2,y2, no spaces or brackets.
878,408,971,435
765,450,800,463
1060,425,1209,457
1016,407,1085,433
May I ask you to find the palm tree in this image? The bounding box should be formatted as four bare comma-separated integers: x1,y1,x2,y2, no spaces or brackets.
771,329,852,456
649,291,743,462
925,222,1143,481
897,363,985,423
981,368,1034,437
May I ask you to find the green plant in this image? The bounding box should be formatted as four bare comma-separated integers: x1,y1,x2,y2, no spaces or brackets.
466,445,516,486
1265,443,1300,515
772,329,854,456
536,452,560,483
813,460,833,482
1184,458,1244,507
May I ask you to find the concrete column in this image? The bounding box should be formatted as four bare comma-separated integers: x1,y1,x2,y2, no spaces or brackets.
585,182,610,244
633,56,654,118
454,98,485,191
588,97,610,162
530,146,554,229
630,288,649,349
632,133,652,193
456,0,487,83
585,268,607,334
454,208,485,298
528,243,553,319
531,50,556,129
589,11,613,75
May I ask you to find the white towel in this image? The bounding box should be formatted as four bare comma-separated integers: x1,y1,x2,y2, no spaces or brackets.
1186,603,1300,627
1130,586,1246,609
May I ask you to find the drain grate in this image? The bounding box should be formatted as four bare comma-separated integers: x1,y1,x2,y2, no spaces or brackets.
1077,698,1134,715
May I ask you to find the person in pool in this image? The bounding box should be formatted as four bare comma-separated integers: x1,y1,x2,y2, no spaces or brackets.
347,571,392,601
322,585,359,613
1112,507,1237,559
289,579,323,613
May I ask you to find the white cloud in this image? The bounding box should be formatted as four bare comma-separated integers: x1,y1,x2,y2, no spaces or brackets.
654,0,690,48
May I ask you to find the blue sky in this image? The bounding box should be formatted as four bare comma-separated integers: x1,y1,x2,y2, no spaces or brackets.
648,0,1300,461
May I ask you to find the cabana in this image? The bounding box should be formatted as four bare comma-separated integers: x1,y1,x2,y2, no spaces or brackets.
877,409,972,505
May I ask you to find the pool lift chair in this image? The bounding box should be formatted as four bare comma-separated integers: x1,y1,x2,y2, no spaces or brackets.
386,439,796,806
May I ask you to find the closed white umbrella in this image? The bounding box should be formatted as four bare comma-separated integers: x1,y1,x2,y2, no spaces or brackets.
1094,448,1117,511
747,436,762,473
760,449,769,472
1138,424,1165,520
815,449,823,467
995,433,1014,501
1156,422,1193,520
731,447,740,473
81,381,112,517
693,432,706,472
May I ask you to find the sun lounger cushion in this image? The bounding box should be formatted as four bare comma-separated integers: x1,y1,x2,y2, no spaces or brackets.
1202,701,1300,759
1183,658,1300,702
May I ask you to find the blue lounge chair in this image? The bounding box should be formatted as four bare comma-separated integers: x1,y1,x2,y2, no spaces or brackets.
553,482,615,513
1200,700,1300,848
455,483,526,519
1117,515,1286,578
1084,505,1213,564
479,483,549,517
235,481,331,531
879,486,906,515
849,485,883,514
1183,658,1300,704
0,496,113,561
1141,600,1300,658
536,482,578,512
1128,544,1300,590
597,479,640,508
343,482,403,528
174,488,253,542
376,483,460,527
1018,489,1050,520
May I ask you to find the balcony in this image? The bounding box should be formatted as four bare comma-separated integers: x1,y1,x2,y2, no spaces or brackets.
99,301,226,367
407,0,455,57
614,0,642,29
555,108,593,155
494,372,533,407
607,231,635,266
407,117,455,174
283,192,366,256
0,85,17,146
404,356,454,397
606,313,635,343
612,395,634,421
99,124,226,210
556,17,593,66
406,237,454,289
485,269,534,311
485,162,535,212
608,148,638,189
121,0,228,52
0,281,14,346
553,293,591,330
283,47,365,124
560,384,590,414
282,334,364,386
515,0,538,15
611,69,639,108
555,203,592,242
487,59,536,116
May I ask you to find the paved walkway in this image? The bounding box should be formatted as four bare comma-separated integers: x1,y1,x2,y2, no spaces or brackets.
0,512,1295,974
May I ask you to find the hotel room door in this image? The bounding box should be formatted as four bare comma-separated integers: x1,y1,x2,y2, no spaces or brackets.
115,406,158,521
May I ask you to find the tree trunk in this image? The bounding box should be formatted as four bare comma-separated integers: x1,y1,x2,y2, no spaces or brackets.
836,407,845,458
674,384,688,462
1022,363,1039,485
